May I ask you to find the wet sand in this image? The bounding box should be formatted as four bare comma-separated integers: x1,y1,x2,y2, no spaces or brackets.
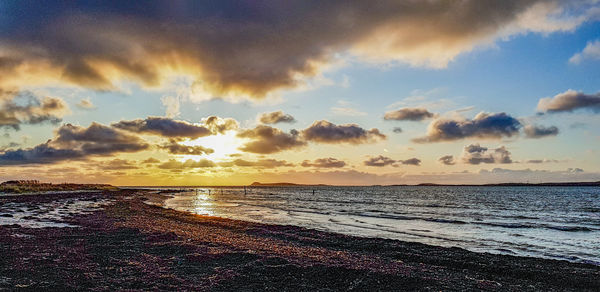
1,190,599,291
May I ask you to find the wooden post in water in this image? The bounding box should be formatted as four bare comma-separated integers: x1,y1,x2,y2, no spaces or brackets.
208,189,211,196
312,189,315,195
244,186,247,195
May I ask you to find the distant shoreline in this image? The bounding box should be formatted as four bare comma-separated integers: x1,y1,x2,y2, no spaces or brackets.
118,180,600,188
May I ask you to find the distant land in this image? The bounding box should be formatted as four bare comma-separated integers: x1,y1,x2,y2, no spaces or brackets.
250,182,329,187
414,181,600,187
0,180,117,194
251,181,600,187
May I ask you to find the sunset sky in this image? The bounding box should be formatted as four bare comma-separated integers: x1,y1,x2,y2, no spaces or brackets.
1,1,599,186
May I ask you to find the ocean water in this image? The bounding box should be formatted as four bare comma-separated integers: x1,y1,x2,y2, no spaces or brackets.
157,186,600,264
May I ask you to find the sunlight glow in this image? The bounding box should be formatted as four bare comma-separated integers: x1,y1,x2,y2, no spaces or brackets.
181,131,242,161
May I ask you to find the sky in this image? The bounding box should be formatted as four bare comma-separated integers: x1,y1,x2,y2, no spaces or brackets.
1,0,600,186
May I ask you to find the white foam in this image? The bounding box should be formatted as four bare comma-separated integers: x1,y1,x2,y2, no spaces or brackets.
0,198,113,228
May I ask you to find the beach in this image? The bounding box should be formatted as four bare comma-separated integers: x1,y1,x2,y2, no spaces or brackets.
1,190,599,291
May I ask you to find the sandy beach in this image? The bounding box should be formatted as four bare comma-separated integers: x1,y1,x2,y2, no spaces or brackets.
1,190,599,291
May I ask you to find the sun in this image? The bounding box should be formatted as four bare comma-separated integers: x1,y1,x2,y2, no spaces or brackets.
179,131,243,161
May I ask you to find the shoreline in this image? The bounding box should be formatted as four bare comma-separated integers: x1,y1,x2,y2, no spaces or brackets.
1,190,599,290
118,181,600,188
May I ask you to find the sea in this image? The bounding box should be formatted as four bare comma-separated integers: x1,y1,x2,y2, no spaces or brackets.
152,186,600,264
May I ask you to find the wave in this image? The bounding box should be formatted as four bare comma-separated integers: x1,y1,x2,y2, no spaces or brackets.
546,225,593,232
354,212,596,232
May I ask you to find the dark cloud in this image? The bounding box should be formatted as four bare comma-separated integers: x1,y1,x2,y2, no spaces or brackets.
439,155,456,165
201,116,239,134
301,158,346,168
53,123,149,155
461,144,512,165
537,90,600,113
112,117,212,139
302,120,386,144
413,112,522,143
0,91,69,130
161,140,214,155
524,125,559,139
1,1,585,99
237,125,306,154
0,142,83,165
258,111,296,124
158,159,216,169
227,159,294,168
0,122,148,165
400,158,421,166
363,155,421,167
392,127,403,133
384,108,434,121
364,155,397,167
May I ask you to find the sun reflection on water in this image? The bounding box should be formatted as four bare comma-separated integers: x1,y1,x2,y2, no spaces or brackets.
191,190,216,216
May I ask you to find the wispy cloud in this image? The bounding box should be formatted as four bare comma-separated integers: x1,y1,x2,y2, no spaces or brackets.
569,39,600,64
76,98,96,110
331,100,367,117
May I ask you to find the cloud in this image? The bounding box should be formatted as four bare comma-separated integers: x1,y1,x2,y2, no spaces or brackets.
158,159,216,170
161,141,214,156
258,111,296,124
302,120,386,144
161,95,180,118
401,158,421,166
142,157,160,164
364,155,397,167
1,1,593,99
478,167,590,179
52,122,149,155
201,116,239,134
413,112,522,143
537,89,600,113
570,39,600,64
237,125,306,154
461,144,513,165
331,107,367,117
112,116,212,139
0,90,69,130
0,122,149,165
363,155,420,167
384,108,434,121
301,158,346,168
98,159,138,170
392,127,403,133
525,159,561,163
439,155,456,165
567,167,584,173
0,143,83,165
76,98,96,110
226,159,294,168
524,124,559,138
